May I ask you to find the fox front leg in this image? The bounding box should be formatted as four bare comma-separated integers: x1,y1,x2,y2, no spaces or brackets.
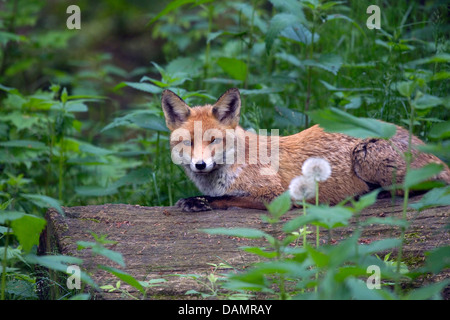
175,195,268,212
176,196,213,212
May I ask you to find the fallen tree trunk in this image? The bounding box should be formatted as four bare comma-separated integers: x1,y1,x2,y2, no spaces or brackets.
39,195,449,300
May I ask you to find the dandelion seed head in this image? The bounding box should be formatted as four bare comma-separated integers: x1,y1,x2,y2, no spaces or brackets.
289,175,316,201
301,157,332,182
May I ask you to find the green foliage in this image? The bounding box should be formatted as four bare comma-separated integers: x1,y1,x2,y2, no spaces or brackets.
203,188,448,300
309,107,397,139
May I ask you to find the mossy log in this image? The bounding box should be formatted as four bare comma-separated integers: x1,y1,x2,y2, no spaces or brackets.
39,195,450,300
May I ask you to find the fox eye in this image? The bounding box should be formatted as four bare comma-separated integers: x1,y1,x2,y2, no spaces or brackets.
211,138,222,145
183,140,192,146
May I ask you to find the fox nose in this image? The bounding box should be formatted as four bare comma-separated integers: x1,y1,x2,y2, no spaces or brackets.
195,161,207,170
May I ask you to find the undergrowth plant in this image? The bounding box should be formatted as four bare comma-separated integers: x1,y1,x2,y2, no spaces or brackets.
203,185,449,300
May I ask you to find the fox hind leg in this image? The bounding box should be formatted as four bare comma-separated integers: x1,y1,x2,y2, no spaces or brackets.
352,135,450,192
352,138,406,189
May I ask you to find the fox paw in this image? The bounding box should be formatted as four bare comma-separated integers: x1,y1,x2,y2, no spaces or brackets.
176,196,212,212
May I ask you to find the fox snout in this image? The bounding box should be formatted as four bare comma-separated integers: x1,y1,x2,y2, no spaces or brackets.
194,161,207,170
191,159,216,173
189,139,222,173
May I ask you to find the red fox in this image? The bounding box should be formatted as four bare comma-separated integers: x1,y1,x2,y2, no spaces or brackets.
161,88,450,212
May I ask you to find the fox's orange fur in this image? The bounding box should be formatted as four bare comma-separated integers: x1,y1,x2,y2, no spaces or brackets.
161,88,450,212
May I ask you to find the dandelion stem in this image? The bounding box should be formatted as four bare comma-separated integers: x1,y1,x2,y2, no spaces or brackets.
315,180,319,293
315,181,319,248
302,198,307,247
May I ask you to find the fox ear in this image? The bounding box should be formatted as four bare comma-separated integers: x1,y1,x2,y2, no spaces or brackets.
161,90,191,130
212,88,241,127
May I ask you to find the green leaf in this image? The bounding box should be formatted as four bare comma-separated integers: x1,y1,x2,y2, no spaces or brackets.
409,186,450,211
302,54,343,75
140,278,167,288
24,254,98,289
147,0,213,25
274,105,306,128
0,83,18,93
307,206,353,229
207,30,247,44
11,214,47,252
207,31,224,43
403,280,450,300
67,94,107,101
1,112,42,132
224,270,269,292
319,80,380,92
266,191,291,219
266,13,305,53
275,52,302,67
280,23,317,45
0,31,28,46
269,0,305,19
352,189,380,212
251,260,309,277
0,140,46,149
111,168,153,188
99,265,145,294
0,199,13,210
66,102,88,112
429,71,450,81
185,289,203,296
25,254,82,272
283,213,318,233
202,227,270,239
79,143,113,156
123,81,163,94
422,246,450,273
417,141,450,159
413,94,444,109
343,96,362,110
4,278,37,299
408,53,450,66
102,110,169,133
241,247,277,259
357,238,402,256
345,278,385,300
217,57,248,82
240,87,283,95
75,185,118,197
128,112,169,132
429,121,450,139
69,293,91,300
309,107,397,139
0,211,25,224
403,163,444,189
362,217,410,228
61,88,68,104
166,57,203,77
77,241,125,267
284,205,353,231
396,81,416,98
21,194,65,217
325,14,363,35
305,244,329,267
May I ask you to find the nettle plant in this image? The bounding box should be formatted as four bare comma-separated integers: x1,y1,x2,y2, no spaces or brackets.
203,183,449,300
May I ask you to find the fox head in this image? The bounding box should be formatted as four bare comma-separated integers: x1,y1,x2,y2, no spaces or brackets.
161,88,241,174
